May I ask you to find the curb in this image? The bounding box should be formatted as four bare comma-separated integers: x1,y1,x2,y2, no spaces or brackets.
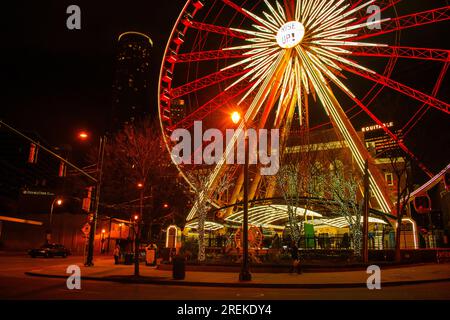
24,272,450,289
156,262,431,273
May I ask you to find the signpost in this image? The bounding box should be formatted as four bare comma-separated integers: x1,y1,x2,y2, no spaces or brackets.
82,223,91,236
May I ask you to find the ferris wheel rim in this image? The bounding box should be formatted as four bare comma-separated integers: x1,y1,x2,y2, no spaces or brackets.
157,0,450,218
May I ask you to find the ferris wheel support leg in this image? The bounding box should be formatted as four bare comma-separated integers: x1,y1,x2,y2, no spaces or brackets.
326,89,394,213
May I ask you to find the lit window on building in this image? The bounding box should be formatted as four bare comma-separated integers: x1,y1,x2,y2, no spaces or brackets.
385,172,394,186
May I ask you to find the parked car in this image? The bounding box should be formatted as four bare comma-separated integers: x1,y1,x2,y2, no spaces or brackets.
28,243,71,258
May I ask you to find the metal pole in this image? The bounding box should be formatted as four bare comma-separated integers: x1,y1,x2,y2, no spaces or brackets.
49,200,55,227
135,189,143,276
239,134,252,281
85,136,107,267
107,217,112,254
47,198,57,243
362,159,370,263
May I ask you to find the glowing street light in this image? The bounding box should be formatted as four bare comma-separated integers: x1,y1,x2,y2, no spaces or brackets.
137,182,144,189
78,131,89,141
231,111,241,125
47,197,63,242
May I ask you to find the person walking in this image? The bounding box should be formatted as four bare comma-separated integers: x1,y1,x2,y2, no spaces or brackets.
289,242,302,274
113,245,121,265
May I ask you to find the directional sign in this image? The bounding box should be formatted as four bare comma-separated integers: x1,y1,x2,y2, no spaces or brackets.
82,223,91,235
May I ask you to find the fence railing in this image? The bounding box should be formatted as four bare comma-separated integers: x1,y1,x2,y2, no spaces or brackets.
200,234,400,250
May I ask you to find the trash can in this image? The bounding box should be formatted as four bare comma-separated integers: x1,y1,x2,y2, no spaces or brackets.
172,255,185,280
124,253,134,265
145,245,157,266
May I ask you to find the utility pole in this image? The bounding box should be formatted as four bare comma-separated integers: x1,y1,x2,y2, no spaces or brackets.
85,136,107,267
362,159,370,264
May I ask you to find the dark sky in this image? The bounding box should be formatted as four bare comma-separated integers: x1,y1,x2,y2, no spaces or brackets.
1,0,449,180
1,0,185,144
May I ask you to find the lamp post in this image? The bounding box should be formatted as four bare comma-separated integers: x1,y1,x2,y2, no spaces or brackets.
135,182,144,276
231,111,251,281
362,159,370,263
47,198,63,243
82,132,107,267
101,229,106,253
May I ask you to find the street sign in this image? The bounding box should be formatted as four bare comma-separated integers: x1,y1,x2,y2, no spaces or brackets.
82,223,91,235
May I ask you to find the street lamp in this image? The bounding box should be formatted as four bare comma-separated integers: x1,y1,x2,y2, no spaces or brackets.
101,229,106,253
231,111,241,125
134,182,144,277
78,131,89,141
231,111,252,281
47,197,63,242
78,131,107,267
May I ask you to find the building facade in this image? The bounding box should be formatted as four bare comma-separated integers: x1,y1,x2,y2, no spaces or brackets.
111,32,154,131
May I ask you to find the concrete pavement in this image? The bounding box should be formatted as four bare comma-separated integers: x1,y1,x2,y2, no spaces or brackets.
25,256,450,288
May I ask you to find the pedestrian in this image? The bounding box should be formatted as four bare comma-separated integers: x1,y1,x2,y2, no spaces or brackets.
113,245,121,265
289,242,302,274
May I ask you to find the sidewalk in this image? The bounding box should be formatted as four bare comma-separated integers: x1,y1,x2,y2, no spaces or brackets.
25,258,450,288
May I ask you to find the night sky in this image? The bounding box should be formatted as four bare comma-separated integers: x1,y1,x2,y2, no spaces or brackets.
1,0,185,144
1,0,449,182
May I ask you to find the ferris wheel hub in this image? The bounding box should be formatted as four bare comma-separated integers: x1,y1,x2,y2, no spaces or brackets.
276,21,305,49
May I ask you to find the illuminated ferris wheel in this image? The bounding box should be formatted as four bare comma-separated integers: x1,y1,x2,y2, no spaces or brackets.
158,0,450,221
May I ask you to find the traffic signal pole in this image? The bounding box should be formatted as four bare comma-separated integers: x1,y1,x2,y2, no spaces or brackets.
0,120,97,182
0,120,107,267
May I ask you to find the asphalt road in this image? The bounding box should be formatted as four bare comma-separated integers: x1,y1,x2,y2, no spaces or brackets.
1,254,450,300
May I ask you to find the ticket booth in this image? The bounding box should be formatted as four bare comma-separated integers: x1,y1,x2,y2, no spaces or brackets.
397,218,419,249
165,225,181,254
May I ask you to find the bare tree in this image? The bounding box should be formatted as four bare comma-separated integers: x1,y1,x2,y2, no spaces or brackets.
92,119,185,276
387,152,413,262
187,171,233,262
326,170,364,258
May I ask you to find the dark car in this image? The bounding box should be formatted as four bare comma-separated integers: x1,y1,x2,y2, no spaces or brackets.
28,243,71,258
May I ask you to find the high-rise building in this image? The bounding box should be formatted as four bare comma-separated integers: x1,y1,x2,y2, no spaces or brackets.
111,32,153,131
170,99,186,125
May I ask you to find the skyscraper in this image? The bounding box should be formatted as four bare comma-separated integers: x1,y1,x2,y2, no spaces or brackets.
111,32,153,131
170,99,186,125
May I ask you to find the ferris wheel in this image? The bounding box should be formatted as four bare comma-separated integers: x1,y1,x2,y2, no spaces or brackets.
158,0,450,221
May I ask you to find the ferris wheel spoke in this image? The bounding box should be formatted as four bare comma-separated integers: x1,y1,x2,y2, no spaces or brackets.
170,66,249,99
351,6,450,41
221,0,264,26
337,84,435,178
172,49,248,63
298,48,393,213
349,45,450,62
168,81,255,131
187,53,288,221
352,0,401,26
341,64,450,115
401,61,450,138
189,21,248,39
